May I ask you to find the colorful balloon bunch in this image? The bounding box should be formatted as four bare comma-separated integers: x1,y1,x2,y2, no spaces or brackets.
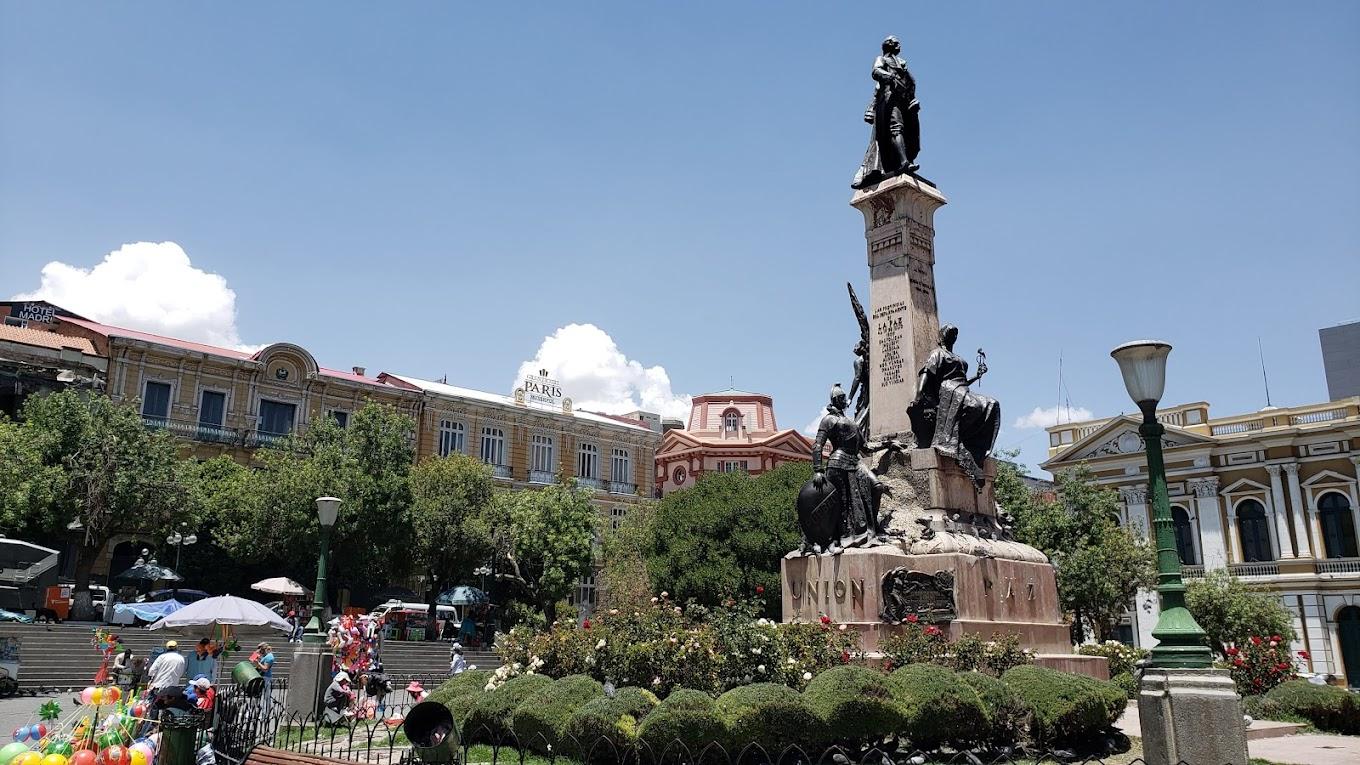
10,726,45,744
76,689,119,708
328,614,380,675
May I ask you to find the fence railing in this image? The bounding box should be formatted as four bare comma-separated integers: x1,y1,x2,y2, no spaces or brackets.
1316,557,1360,575
1229,561,1280,577
215,706,1171,765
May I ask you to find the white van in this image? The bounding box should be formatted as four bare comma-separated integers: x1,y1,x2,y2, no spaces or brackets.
369,600,460,622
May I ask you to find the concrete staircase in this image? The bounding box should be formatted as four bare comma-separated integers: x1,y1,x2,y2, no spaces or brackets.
0,623,499,690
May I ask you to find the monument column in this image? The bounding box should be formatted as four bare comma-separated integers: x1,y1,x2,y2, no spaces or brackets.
1187,478,1228,570
850,175,947,440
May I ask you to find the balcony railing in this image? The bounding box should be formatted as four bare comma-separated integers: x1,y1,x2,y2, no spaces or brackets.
1179,565,1205,579
144,415,261,446
1316,557,1360,575
1228,561,1280,577
609,481,638,495
529,470,555,485
1291,408,1348,425
489,464,512,480
577,477,604,491
1210,421,1264,436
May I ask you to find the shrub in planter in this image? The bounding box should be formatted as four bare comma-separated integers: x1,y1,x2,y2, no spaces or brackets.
888,664,988,751
802,665,907,745
1264,680,1360,734
715,683,825,752
463,673,553,743
564,686,660,760
511,674,605,753
1001,665,1125,747
636,691,727,761
957,671,1029,749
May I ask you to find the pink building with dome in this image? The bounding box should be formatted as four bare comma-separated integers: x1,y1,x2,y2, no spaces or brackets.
655,388,813,495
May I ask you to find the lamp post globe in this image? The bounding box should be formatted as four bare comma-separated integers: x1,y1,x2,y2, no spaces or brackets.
1110,340,1211,669
304,497,342,642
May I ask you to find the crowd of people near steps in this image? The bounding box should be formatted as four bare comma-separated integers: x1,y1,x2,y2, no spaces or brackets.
321,643,472,725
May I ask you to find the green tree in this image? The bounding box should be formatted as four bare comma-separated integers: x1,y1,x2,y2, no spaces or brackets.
598,499,657,610
409,452,496,638
642,462,808,615
1000,462,1157,643
493,480,596,623
213,402,417,597
1,391,189,618
1185,568,1296,657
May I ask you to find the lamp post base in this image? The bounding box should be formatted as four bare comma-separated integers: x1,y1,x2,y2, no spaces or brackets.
1138,668,1248,765
285,642,334,719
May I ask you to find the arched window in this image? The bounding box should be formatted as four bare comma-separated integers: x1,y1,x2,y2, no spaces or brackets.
1319,492,1359,559
723,409,741,432
1172,506,1197,565
1237,499,1273,562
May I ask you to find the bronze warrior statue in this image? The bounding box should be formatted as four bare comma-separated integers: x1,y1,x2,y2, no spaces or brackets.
852,35,922,189
907,324,1000,486
802,384,891,554
847,283,871,439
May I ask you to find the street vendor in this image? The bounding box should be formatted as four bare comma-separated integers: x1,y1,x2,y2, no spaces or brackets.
184,637,222,683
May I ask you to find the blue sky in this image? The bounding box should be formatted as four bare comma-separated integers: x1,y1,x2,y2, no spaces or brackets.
3,2,1357,472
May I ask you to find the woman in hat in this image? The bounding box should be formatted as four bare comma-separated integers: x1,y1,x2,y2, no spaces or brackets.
322,671,355,725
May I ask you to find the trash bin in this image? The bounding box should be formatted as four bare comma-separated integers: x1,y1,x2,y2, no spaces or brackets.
159,712,206,765
230,661,264,697
403,701,460,763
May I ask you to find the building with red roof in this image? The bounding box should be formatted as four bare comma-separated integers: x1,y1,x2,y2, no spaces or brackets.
655,388,813,495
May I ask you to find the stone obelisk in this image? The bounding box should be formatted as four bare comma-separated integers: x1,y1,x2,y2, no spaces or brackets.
849,174,947,441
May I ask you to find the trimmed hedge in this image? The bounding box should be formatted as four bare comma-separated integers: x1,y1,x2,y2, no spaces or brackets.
715,683,825,752
1264,680,1360,734
511,674,605,753
564,687,659,760
636,694,727,760
802,665,906,744
958,671,1029,749
463,673,554,742
427,669,492,726
888,664,988,751
1001,665,1125,746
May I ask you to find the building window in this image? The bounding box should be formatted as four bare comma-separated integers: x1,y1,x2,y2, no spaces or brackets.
258,399,297,436
1319,492,1359,559
611,506,627,530
1171,506,1197,565
1236,499,1273,562
723,409,741,432
718,460,749,473
578,443,599,480
531,434,556,474
480,426,505,466
141,381,172,422
672,465,687,486
611,448,631,481
572,575,597,612
198,390,226,428
439,420,465,457
328,410,349,428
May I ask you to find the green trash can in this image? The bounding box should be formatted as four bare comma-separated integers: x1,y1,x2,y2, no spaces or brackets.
403,701,460,763
230,660,265,697
159,712,205,765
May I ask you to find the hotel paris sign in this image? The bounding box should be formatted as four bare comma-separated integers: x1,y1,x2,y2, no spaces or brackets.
523,369,564,409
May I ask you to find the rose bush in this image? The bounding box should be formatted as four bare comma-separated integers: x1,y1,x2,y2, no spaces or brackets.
1223,635,1299,695
879,622,1033,677
496,594,860,696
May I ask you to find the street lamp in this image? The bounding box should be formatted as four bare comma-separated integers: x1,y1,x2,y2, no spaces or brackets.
303,497,341,643
166,524,198,601
474,564,492,592
1111,340,1211,669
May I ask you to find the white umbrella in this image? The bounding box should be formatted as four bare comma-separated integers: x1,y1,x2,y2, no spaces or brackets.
250,577,310,596
147,595,292,632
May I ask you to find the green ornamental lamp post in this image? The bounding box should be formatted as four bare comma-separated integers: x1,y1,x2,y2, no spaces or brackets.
304,496,342,643
1111,340,1212,669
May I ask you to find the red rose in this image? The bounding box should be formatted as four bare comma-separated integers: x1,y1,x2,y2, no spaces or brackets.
1225,647,1239,656
819,615,831,625
925,625,942,637
840,650,851,664
1270,635,1281,642
1298,650,1311,660
756,585,765,595
906,614,919,624
582,618,591,630
1250,636,1262,646
1233,658,1245,667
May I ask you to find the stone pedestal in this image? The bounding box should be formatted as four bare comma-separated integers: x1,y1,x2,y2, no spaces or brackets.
1138,668,1248,765
285,642,334,718
850,174,947,441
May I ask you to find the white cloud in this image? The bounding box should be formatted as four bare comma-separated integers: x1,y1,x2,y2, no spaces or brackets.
1012,404,1094,429
802,412,825,436
12,241,258,351
514,324,691,420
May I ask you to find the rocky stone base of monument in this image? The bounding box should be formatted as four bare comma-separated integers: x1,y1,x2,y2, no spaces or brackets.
780,546,1108,679
1138,668,1249,765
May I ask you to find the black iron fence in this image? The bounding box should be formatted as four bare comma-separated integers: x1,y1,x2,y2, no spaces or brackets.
204,692,1191,765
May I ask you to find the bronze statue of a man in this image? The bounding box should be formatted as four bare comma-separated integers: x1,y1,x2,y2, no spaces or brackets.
852,35,922,189
809,384,891,551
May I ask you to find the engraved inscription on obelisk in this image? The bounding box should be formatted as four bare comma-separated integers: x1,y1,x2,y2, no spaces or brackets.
850,174,947,440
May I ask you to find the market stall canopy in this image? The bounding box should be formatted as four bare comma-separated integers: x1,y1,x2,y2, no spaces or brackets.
115,562,182,582
114,599,185,622
147,594,291,631
250,577,310,596
436,585,491,606
146,588,211,603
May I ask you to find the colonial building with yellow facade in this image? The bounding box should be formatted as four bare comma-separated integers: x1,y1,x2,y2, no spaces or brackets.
1043,397,1360,687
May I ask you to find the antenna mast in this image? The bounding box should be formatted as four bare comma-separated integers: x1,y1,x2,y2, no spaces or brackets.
1258,337,1273,407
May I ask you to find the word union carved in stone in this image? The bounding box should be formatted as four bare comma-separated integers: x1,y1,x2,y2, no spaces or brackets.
788,576,866,608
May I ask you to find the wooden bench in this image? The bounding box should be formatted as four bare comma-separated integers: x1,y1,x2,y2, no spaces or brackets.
243,746,358,765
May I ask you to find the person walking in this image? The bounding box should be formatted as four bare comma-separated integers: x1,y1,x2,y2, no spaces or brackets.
448,644,466,675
